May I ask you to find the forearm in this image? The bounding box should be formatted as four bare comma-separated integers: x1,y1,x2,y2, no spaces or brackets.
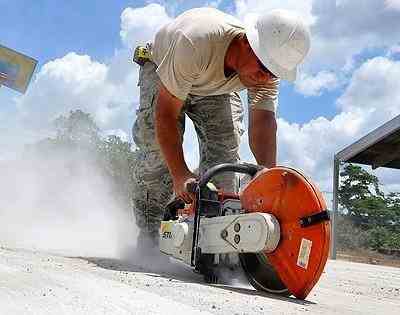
250,131,276,167
155,93,189,179
249,109,277,168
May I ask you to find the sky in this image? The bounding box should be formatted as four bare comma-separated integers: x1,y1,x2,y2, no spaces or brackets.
1,0,400,200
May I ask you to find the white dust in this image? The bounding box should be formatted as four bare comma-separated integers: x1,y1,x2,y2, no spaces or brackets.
0,149,137,259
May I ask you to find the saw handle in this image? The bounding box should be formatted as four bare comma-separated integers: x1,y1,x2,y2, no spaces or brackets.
196,163,262,190
185,180,199,194
163,198,186,220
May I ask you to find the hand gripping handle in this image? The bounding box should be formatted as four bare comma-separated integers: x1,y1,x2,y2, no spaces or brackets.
196,163,263,190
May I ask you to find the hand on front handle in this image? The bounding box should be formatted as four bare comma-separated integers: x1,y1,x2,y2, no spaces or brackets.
173,171,197,204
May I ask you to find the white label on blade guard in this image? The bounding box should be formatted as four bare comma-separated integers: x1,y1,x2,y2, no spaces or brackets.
297,238,312,269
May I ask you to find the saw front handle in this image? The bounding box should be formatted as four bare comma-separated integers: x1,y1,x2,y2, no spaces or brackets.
196,163,262,191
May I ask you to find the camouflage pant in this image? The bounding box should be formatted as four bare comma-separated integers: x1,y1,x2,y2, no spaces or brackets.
132,62,244,238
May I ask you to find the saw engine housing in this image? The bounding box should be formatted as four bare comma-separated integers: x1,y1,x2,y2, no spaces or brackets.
159,164,331,299
160,201,280,264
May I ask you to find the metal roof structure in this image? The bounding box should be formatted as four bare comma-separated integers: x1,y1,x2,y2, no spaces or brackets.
336,114,400,169
331,114,400,259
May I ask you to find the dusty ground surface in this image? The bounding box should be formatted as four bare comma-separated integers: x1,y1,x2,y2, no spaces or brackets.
0,246,399,315
338,249,400,268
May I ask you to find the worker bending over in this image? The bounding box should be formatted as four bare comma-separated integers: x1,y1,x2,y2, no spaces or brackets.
131,7,311,249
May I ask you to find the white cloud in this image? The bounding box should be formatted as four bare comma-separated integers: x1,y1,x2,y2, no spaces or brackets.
337,57,400,116
276,57,400,191
233,0,400,97
375,167,400,191
120,3,172,48
309,0,400,71
385,0,400,11
234,0,314,24
277,110,366,190
0,3,174,158
16,52,136,135
205,0,223,8
387,44,400,58
295,71,339,96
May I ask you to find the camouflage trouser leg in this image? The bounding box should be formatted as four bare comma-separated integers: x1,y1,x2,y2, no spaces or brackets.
185,93,244,191
132,62,181,240
132,62,244,240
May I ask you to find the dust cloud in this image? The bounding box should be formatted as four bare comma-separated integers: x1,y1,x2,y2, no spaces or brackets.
0,149,137,259
0,145,251,285
0,140,201,281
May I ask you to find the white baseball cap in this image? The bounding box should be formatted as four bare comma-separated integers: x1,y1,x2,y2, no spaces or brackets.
246,9,311,82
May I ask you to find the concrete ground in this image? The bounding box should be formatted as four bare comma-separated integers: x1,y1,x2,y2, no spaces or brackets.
0,247,399,315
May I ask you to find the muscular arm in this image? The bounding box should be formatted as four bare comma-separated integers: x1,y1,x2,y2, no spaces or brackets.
155,83,195,201
155,83,188,178
249,108,277,168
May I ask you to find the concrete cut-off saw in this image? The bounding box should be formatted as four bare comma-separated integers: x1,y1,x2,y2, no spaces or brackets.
159,163,331,299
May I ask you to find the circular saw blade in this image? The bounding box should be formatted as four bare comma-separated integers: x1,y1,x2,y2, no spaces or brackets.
239,167,331,299
239,252,289,295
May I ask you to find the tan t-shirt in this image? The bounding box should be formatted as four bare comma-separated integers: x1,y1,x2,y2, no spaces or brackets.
151,7,279,112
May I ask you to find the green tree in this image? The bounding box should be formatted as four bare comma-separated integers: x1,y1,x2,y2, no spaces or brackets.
26,109,137,212
26,109,101,157
385,192,400,232
352,196,391,229
339,165,382,211
98,135,137,204
366,227,392,250
338,164,385,227
338,164,400,251
53,109,100,147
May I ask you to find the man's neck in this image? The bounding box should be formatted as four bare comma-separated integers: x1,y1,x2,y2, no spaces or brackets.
224,35,242,78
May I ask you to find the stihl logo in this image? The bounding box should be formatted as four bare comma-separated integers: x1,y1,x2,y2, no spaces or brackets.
162,231,172,239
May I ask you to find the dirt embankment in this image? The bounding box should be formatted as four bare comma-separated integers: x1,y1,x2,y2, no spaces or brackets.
338,249,400,268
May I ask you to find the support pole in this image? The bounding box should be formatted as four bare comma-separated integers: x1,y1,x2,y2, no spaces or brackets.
331,157,340,259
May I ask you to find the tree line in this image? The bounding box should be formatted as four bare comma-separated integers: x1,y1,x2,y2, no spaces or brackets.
338,164,400,252
24,109,137,211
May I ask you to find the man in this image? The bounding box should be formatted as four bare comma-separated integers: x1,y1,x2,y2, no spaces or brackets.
132,7,310,249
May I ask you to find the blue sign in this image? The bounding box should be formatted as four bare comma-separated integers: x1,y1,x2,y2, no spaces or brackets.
0,44,37,93
0,60,20,83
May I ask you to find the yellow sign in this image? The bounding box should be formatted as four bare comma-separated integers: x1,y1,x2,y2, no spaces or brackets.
0,44,37,93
